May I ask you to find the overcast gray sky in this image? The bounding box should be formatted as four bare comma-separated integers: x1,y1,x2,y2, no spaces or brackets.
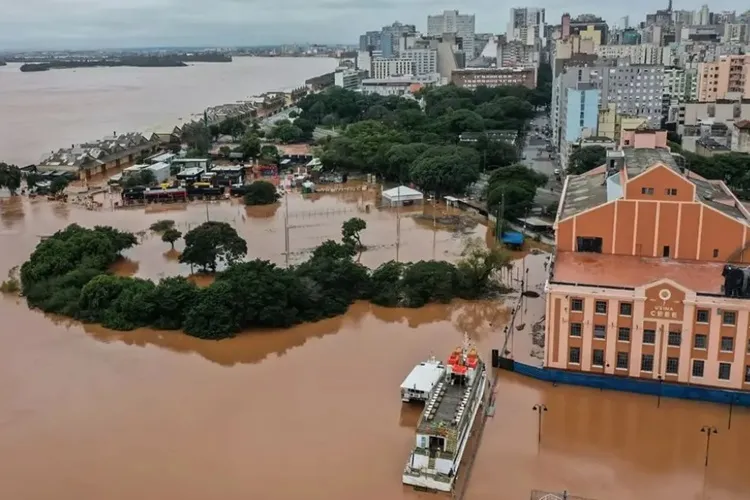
0,0,742,51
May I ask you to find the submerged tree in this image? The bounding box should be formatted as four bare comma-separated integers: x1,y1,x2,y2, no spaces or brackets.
49,177,70,195
161,228,182,249
243,180,280,206
0,163,22,195
179,221,248,272
456,238,512,297
149,219,175,232
342,217,367,250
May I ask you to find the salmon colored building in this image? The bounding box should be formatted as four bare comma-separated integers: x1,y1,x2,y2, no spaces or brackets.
546,143,750,392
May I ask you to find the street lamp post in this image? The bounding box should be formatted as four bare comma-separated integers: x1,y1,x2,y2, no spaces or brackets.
657,375,663,408
532,404,548,445
700,425,718,468
728,394,736,430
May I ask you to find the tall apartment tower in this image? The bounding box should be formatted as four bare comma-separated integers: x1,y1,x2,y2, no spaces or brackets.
507,7,546,46
427,10,476,56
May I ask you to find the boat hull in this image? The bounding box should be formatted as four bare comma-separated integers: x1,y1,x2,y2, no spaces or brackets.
402,369,488,492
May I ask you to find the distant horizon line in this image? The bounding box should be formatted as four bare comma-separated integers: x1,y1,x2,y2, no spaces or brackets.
0,43,355,54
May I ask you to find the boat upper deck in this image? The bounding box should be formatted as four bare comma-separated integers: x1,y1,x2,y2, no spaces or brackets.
417,363,484,435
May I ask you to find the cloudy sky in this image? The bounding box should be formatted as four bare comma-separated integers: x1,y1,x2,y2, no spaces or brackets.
0,0,742,51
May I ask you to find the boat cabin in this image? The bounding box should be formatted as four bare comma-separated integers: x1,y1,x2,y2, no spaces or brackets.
400,359,445,403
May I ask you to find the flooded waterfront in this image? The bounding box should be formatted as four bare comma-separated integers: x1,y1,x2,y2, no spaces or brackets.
1,192,750,500
0,56,338,166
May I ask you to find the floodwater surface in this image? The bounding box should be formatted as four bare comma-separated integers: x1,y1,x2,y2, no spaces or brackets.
0,56,338,166
1,193,749,500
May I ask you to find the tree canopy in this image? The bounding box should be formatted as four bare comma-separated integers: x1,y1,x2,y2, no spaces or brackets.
669,141,750,199
568,146,608,175
0,163,22,195
486,164,548,221
243,180,280,206
179,221,248,272
298,84,541,195
161,228,182,249
19,220,514,340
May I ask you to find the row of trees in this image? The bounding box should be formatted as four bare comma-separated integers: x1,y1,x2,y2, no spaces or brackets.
19,221,511,339
669,142,750,198
296,85,540,198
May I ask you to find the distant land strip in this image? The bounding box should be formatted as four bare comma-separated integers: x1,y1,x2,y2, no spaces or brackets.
18,53,232,72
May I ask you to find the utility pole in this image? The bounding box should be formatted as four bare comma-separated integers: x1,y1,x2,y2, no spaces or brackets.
284,191,290,267
432,195,437,260
395,183,401,263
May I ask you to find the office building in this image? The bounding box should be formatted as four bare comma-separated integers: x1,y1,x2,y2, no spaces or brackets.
371,58,415,79
697,55,750,102
547,137,750,391
380,22,417,57
566,14,609,45
399,48,438,76
507,7,546,46
595,44,670,65
359,31,381,52
559,83,601,171
551,63,665,154
696,5,710,25
427,10,476,56
497,40,539,68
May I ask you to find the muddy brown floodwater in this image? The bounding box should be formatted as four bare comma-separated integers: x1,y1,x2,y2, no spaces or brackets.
1,191,749,500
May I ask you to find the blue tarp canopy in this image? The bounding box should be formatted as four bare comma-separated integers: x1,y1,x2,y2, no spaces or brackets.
501,231,524,246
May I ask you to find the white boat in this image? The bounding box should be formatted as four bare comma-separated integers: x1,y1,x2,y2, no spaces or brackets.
400,357,444,402
402,340,488,492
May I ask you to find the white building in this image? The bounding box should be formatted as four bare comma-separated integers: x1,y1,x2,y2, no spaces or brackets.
334,68,365,90
427,10,476,56
371,58,415,79
399,48,438,76
595,44,670,65
360,74,440,97
507,7,545,46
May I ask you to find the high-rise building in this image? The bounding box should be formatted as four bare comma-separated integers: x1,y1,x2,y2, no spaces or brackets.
697,55,750,102
399,48,438,76
427,10,476,56
507,7,546,46
696,4,710,25
380,22,417,58
358,31,381,52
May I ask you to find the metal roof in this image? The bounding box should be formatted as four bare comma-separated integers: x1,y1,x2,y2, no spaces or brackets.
400,360,445,394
